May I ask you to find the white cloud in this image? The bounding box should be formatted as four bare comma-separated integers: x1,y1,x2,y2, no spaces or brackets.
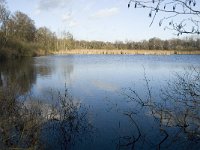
62,12,78,28
38,0,71,11
62,12,72,22
68,20,78,27
82,1,95,12
91,7,119,19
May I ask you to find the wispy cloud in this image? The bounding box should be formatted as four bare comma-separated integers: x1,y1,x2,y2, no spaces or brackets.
38,0,71,11
68,20,78,27
62,12,72,22
82,1,95,12
62,12,78,28
90,7,119,19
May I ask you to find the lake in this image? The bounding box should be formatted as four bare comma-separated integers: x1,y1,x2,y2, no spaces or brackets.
0,54,200,149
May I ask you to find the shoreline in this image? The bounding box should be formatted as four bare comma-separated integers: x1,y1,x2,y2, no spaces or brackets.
52,49,200,55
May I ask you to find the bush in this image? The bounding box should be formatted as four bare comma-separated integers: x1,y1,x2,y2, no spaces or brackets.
0,38,40,59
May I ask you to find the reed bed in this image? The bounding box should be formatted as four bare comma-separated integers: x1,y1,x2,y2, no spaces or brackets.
52,49,200,55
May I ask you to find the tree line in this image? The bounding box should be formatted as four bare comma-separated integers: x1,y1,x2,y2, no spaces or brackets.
0,0,200,60
74,37,200,51
0,0,75,60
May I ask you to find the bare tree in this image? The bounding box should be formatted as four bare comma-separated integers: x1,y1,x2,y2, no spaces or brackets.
0,0,9,29
0,84,93,149
0,0,9,49
6,11,36,42
128,0,200,35
118,67,200,149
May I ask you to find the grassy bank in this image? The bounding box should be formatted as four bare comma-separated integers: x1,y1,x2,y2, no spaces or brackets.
52,49,200,55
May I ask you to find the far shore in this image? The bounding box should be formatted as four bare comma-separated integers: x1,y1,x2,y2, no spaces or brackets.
52,49,200,55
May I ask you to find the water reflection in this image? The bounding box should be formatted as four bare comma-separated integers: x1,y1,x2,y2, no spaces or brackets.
34,56,54,78
119,67,200,149
92,80,119,92
0,87,93,149
32,55,75,97
0,58,36,93
1,55,200,149
0,72,2,87
56,55,74,86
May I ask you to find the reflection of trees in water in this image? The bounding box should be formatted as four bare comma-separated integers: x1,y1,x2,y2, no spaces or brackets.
58,55,74,85
0,72,2,87
35,57,53,77
117,67,200,149
0,58,36,94
35,55,74,85
36,66,52,77
0,87,93,149
0,56,92,149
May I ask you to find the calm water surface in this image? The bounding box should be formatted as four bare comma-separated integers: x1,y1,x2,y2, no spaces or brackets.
1,55,200,149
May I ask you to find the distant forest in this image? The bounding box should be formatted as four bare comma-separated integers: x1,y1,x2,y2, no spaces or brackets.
0,0,200,60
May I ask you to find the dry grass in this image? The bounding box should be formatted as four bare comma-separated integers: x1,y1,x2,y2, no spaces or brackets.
52,49,200,55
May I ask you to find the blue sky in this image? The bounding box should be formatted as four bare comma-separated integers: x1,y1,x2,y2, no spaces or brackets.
6,0,180,42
